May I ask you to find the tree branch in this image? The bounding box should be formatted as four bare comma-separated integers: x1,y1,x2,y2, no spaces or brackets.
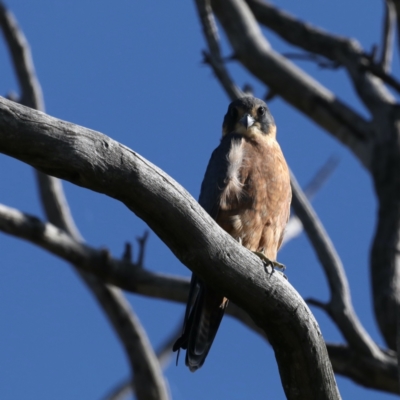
327,344,398,394
0,97,340,399
0,1,43,109
290,171,383,359
380,0,395,73
0,203,190,302
283,157,339,246
244,0,395,116
102,324,180,400
195,0,243,99
391,0,400,57
95,285,169,400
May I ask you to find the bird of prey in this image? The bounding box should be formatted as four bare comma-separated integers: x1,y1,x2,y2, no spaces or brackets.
173,96,291,372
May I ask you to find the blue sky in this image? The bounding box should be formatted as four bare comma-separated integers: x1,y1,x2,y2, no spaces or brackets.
0,0,397,399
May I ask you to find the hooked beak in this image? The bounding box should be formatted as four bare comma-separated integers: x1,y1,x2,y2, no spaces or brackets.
239,114,255,129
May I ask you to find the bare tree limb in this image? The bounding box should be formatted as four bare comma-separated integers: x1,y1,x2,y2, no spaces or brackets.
244,0,395,116
391,0,400,56
327,344,398,394
0,1,43,109
0,97,340,399
290,171,384,359
195,0,243,99
95,285,170,400
1,201,399,394
283,157,339,246
102,324,180,400
380,0,396,73
0,202,190,304
136,230,149,268
210,0,373,169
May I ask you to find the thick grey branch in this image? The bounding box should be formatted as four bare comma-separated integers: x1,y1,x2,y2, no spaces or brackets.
0,97,339,399
210,0,372,169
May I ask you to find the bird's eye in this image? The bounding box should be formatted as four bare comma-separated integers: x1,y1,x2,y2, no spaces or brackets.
258,107,266,116
230,107,238,119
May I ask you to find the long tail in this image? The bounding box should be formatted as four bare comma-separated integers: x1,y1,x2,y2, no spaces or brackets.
173,274,228,372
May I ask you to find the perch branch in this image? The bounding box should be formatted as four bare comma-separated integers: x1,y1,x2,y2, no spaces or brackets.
0,97,340,399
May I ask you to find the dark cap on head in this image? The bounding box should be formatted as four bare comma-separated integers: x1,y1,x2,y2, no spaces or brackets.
222,96,275,137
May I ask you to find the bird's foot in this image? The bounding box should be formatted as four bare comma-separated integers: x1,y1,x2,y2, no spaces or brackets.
253,251,286,271
253,251,287,280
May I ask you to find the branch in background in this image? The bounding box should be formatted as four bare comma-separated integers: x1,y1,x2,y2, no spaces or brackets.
327,344,398,394
380,0,395,73
96,286,170,400
195,0,243,100
282,52,340,69
136,230,149,268
391,0,400,59
210,0,373,169
0,4,169,400
244,0,394,117
283,157,339,246
358,59,400,95
290,171,383,359
102,324,181,400
1,201,398,394
0,1,43,109
0,203,189,300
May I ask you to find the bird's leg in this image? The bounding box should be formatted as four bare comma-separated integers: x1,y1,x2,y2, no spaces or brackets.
253,248,286,271
237,239,287,277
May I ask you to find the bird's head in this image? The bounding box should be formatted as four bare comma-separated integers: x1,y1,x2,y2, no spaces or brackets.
222,96,276,139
